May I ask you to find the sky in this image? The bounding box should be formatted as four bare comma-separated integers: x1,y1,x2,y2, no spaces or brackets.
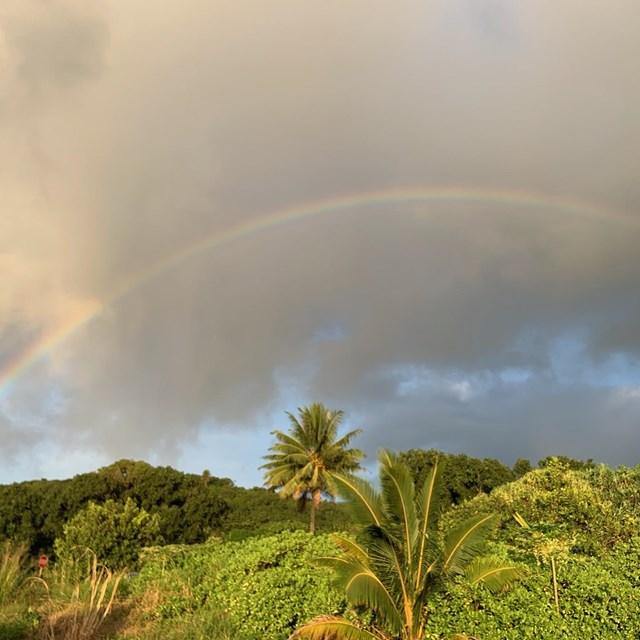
1,0,639,488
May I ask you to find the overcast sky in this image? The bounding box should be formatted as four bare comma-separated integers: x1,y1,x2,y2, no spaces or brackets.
1,0,639,487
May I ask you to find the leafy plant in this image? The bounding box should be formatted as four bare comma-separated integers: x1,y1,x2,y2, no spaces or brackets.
513,511,569,616
54,498,161,570
293,450,523,640
130,531,346,640
398,449,515,506
423,541,640,639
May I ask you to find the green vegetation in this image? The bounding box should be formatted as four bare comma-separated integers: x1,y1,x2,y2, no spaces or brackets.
35,553,125,640
0,541,28,609
0,459,351,557
54,498,161,570
441,458,640,555
1,443,640,640
398,449,516,506
423,540,640,639
261,403,364,533
128,531,345,640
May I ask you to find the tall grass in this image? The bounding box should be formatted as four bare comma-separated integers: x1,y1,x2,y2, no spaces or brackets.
34,552,125,640
0,540,28,608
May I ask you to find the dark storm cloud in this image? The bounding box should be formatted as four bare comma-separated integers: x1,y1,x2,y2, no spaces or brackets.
347,374,640,467
1,0,640,476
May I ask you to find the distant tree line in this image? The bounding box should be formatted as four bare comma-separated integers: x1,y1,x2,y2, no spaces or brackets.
398,450,596,507
0,460,229,554
0,459,353,556
0,447,598,558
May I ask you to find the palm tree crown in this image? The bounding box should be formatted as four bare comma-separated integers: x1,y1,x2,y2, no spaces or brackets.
261,403,364,534
292,449,523,640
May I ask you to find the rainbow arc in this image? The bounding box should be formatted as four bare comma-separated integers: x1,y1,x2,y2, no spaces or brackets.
1,185,635,392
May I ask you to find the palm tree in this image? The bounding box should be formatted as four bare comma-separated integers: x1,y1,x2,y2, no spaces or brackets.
261,403,364,534
291,450,523,640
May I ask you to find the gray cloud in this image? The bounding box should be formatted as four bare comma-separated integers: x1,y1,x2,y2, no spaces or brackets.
346,375,640,468
1,0,639,479
1,0,107,109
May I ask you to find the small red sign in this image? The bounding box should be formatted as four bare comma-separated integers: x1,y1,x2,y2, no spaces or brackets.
38,555,48,569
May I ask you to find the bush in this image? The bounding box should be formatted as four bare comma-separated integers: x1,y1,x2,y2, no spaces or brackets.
443,459,640,557
54,498,161,570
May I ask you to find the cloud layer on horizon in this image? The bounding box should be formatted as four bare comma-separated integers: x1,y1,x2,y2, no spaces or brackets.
1,0,639,482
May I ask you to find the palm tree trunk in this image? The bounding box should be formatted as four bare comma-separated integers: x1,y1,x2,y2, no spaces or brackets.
309,489,322,534
309,502,316,534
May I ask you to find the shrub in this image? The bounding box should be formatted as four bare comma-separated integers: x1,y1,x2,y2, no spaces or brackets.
54,498,161,570
443,459,639,557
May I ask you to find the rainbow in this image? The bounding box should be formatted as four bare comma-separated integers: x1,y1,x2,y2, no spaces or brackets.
0,185,636,393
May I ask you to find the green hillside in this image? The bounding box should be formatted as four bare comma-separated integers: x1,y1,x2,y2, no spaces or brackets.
1,454,640,639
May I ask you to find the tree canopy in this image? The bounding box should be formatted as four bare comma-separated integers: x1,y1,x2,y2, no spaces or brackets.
54,498,161,570
398,449,515,507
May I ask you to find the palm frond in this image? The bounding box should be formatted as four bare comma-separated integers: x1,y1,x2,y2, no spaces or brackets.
352,542,408,632
464,557,525,594
513,511,530,529
378,450,418,568
414,459,443,589
265,430,309,453
331,535,370,565
261,452,310,467
290,615,389,640
441,513,497,577
332,429,364,451
363,531,411,611
331,473,384,527
343,570,403,634
278,462,315,496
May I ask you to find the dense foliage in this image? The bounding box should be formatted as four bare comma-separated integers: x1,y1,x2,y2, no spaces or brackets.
130,531,346,640
398,449,516,506
2,453,640,640
0,460,352,555
0,461,229,554
442,459,640,556
424,539,640,639
54,498,161,570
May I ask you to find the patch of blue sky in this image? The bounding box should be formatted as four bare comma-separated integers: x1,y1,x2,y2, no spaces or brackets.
387,362,534,403
1,385,68,431
178,418,268,488
549,331,640,388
